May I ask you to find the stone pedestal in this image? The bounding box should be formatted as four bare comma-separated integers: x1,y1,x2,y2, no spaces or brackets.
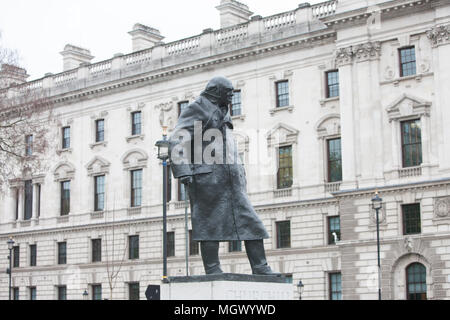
160,273,294,300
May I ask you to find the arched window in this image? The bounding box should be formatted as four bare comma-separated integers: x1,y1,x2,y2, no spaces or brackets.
406,263,427,300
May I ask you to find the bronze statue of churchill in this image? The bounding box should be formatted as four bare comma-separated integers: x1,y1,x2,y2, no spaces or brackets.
169,76,279,276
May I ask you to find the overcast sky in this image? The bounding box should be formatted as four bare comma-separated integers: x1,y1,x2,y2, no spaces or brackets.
0,0,323,80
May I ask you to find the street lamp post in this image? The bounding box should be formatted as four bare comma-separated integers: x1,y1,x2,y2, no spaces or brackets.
82,290,88,300
371,191,383,300
6,237,14,300
297,280,304,300
155,126,170,283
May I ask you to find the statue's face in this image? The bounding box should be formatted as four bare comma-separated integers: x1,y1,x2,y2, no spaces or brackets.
220,86,234,107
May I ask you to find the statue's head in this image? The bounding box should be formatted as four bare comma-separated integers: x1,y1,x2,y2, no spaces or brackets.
202,76,234,107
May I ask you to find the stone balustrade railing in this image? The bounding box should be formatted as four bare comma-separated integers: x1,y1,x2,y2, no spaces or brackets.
6,2,338,96
311,0,338,19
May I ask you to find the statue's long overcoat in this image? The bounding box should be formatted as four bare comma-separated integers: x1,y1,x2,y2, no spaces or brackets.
169,95,269,241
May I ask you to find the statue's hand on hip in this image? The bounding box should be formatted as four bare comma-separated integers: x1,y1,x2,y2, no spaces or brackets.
180,176,193,186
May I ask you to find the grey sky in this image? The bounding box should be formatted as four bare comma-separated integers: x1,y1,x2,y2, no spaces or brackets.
0,0,322,80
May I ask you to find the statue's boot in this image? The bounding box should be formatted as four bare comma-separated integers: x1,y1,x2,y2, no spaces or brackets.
200,241,224,274
245,240,281,276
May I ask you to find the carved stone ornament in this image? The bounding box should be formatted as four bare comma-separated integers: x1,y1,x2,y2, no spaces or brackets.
335,47,353,66
427,25,450,47
434,197,450,218
155,101,175,131
353,41,381,61
404,237,413,253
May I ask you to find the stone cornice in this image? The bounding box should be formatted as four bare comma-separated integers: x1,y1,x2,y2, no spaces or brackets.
323,0,433,30
48,30,336,106
332,178,450,199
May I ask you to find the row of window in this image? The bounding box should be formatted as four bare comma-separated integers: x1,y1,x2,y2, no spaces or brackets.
11,203,422,271
11,282,140,300
10,263,426,300
17,118,422,220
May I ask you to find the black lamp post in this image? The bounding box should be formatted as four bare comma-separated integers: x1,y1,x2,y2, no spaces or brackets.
371,191,383,300
6,237,14,300
297,280,304,300
155,126,170,283
82,289,88,300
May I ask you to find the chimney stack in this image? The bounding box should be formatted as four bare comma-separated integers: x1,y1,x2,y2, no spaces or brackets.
128,24,164,52
216,0,253,28
60,44,94,71
0,64,29,89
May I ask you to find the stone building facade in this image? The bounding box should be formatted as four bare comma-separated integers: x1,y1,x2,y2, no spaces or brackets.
0,0,450,300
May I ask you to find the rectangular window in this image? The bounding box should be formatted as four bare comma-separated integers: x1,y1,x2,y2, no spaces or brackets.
329,272,342,300
60,181,70,216
37,184,41,218
94,175,105,211
57,286,67,300
178,101,189,117
328,216,341,245
189,230,199,256
29,287,36,300
131,169,142,207
276,80,289,108
403,204,421,235
131,111,142,136
129,235,139,260
62,126,70,149
277,146,293,189
15,188,19,220
24,180,33,220
327,138,342,182
30,244,37,267
13,287,19,300
92,284,102,300
92,239,102,263
25,134,33,156
326,70,340,98
276,221,291,249
399,47,416,77
401,119,422,168
13,246,20,268
129,282,140,300
178,181,187,202
95,119,104,142
228,240,242,252
58,242,67,265
167,232,175,257
231,90,242,116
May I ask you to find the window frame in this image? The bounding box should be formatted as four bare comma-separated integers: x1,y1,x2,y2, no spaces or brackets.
130,169,142,208
167,232,175,257
230,90,242,116
128,235,139,260
178,101,189,117
131,111,142,136
57,285,67,300
29,244,37,267
13,245,20,268
95,119,105,143
327,138,343,183
25,134,33,156
129,282,140,300
329,272,342,300
327,216,341,245
29,287,36,300
91,238,102,263
228,240,242,252
57,241,67,265
399,46,416,77
277,145,293,189
60,180,70,216
400,119,422,168
94,175,105,212
62,126,70,149
24,180,33,220
406,262,427,300
275,80,290,108
402,203,421,235
276,220,291,249
91,284,102,301
325,70,339,98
